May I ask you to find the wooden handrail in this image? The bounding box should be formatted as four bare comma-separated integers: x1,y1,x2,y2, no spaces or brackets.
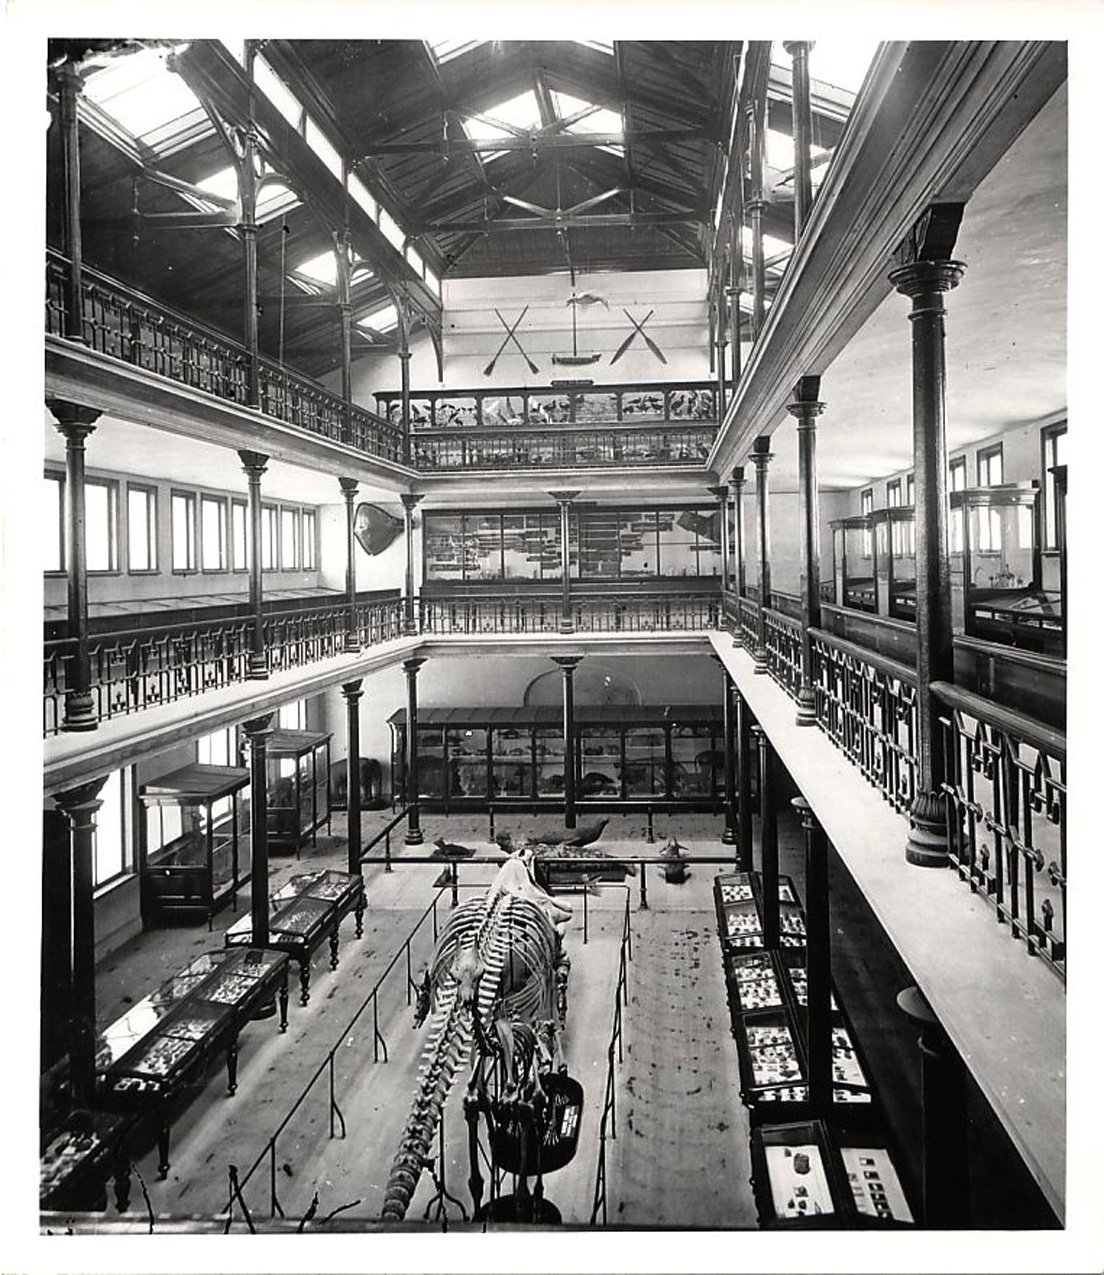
809,625,916,686
930,680,1066,761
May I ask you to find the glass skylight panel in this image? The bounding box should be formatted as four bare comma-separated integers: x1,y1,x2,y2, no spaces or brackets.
740,227,792,265
429,39,486,64
552,91,622,136
378,206,405,252
254,54,302,129
424,267,441,297
462,89,541,160
82,45,205,146
405,244,425,277
294,249,338,287
193,167,300,223
305,115,344,181
358,303,399,334
808,40,880,94
573,40,615,56
765,127,828,173
348,173,378,222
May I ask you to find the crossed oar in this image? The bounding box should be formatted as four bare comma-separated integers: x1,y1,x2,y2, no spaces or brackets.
484,306,539,376
610,308,667,366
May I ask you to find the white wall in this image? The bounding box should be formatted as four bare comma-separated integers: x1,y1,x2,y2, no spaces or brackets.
318,502,407,594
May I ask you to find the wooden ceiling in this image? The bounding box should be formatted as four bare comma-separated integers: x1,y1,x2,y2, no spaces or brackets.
46,39,848,380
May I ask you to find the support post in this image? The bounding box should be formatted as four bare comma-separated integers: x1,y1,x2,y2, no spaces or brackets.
549,491,580,633
735,688,754,872
49,400,101,731
897,986,970,1227
730,466,747,647
708,484,731,591
335,229,354,445
715,285,728,418
751,437,773,672
747,100,768,342
888,205,966,867
53,62,86,341
720,665,738,847
238,111,260,408
751,724,779,948
400,493,424,636
54,778,108,1110
551,655,583,829
404,658,426,844
787,377,826,726
794,796,832,1117
727,205,743,388
342,680,364,875
784,42,815,237
339,477,360,652
238,450,270,679
242,715,274,948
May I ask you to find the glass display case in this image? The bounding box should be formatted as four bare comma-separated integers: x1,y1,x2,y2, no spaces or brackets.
951,482,1063,655
262,729,332,856
137,764,251,928
389,704,724,811
830,516,876,613
871,507,916,621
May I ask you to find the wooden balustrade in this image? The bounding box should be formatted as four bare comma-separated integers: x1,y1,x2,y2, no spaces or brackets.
762,607,803,697
419,592,719,636
932,680,1066,979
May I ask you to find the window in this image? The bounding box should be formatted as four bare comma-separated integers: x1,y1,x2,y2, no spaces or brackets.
231,500,248,571
305,115,343,182
280,507,299,570
949,456,967,553
887,478,901,507
262,504,278,571
860,488,873,557
127,485,157,572
279,699,307,730
93,769,133,887
201,495,228,571
171,491,197,570
977,444,1004,551
905,473,915,507
198,725,237,767
1042,423,1067,548
86,480,118,572
302,510,317,570
904,474,915,554
358,303,399,335
44,473,64,573
886,480,902,555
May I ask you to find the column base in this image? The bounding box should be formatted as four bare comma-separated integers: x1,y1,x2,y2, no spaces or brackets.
61,691,98,732
731,630,744,648
246,655,269,681
721,826,737,846
404,828,424,846
794,687,817,727
752,647,770,674
344,634,361,654
905,790,950,867
558,618,575,635
402,619,419,637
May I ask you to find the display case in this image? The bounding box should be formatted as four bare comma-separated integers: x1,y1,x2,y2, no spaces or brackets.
138,764,251,929
830,516,876,613
951,483,1063,654
389,704,725,811
92,947,289,1177
224,869,366,1006
262,729,333,856
871,507,916,621
749,1120,914,1228
714,872,806,953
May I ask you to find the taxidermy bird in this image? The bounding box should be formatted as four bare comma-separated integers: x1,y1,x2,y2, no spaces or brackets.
566,292,609,309
432,837,476,859
563,817,610,848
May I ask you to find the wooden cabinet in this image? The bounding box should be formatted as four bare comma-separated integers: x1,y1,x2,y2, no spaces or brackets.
260,729,333,855
388,704,724,812
137,764,251,928
829,516,876,613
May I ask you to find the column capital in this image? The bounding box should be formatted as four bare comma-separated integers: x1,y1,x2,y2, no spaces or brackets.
889,259,967,302
730,465,746,489
238,449,269,476
400,492,424,511
889,203,967,298
48,399,100,438
706,484,729,502
54,776,108,821
548,489,581,505
397,348,413,363
339,475,359,499
341,678,364,700
403,656,426,676
782,40,814,56
791,794,821,831
550,654,584,673
241,712,275,738
751,436,774,468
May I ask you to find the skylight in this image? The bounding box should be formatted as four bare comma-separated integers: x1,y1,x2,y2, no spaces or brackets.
765,127,829,173
254,54,302,129
808,40,880,95
740,227,793,268
462,90,541,161
357,303,399,334
194,166,300,224
573,40,615,56
428,39,486,65
551,92,622,137
294,250,338,287
82,44,209,153
347,173,378,222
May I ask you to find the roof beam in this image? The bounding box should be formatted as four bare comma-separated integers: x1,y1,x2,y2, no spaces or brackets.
424,210,704,233
361,126,712,157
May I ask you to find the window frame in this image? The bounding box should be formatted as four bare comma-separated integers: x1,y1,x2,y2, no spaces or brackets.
976,444,1004,553
977,442,1004,487
44,470,66,575
301,509,317,570
125,482,159,575
92,768,134,890
170,489,198,573
279,505,300,571
860,487,874,558
949,456,967,555
261,503,279,572
200,493,229,573
85,477,120,575
231,498,249,573
1040,421,1068,551
886,478,901,507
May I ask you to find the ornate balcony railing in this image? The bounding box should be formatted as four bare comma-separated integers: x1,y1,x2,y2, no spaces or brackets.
809,629,918,814
420,591,720,636
933,681,1066,980
46,252,403,464
44,597,404,736
738,595,759,648
411,421,715,471
377,381,718,430
762,607,803,698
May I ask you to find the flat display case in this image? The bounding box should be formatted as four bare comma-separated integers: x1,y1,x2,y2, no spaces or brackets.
224,869,365,1006
713,872,806,953
389,704,725,812
261,729,333,856
39,1110,134,1213
871,507,916,621
749,1120,914,1228
138,764,251,929
92,947,289,1178
951,483,1063,655
830,516,876,613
